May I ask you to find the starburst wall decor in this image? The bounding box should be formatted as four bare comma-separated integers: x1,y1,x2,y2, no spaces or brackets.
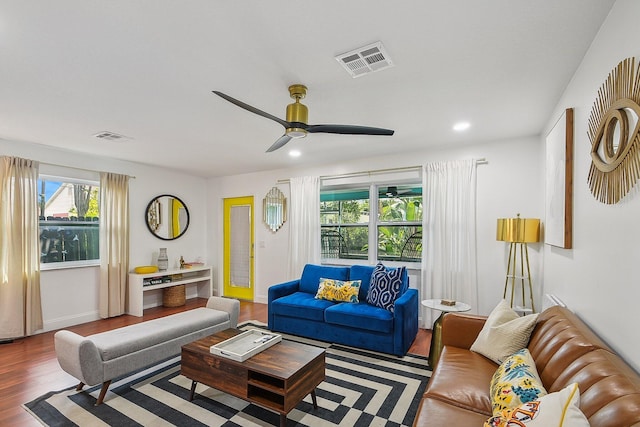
588,57,640,204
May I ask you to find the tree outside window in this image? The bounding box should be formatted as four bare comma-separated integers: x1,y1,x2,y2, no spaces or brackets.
377,186,422,261
320,185,422,262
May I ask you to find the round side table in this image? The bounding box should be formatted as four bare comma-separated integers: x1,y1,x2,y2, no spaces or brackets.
422,299,471,369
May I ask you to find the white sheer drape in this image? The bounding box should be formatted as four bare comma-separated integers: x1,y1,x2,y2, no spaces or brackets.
287,176,321,279
421,160,478,327
0,156,43,338
99,172,129,318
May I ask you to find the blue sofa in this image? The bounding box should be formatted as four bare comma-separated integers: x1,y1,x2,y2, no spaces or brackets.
268,264,419,356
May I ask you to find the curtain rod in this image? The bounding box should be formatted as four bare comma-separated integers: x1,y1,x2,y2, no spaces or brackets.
276,158,487,184
39,161,136,179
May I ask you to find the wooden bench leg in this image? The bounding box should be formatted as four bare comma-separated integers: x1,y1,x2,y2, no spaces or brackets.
76,382,85,391
95,380,111,406
311,389,318,409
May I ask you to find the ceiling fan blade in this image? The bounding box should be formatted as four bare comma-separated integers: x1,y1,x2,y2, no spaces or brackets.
212,91,291,128
306,124,394,136
266,135,292,153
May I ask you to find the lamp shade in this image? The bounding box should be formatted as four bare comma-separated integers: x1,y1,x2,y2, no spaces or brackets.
496,217,540,243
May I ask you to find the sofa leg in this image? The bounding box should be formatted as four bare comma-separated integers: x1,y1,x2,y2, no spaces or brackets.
76,382,84,391
95,380,111,406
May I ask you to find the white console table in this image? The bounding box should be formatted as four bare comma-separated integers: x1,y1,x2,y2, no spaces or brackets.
127,265,213,317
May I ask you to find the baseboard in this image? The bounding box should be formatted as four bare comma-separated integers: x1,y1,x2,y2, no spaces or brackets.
41,311,101,332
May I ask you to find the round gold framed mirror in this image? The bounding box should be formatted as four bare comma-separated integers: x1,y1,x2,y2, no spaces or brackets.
145,194,190,240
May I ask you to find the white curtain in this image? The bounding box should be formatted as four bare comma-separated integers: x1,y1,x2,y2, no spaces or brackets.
421,159,478,327
99,172,129,318
0,156,43,338
287,176,321,279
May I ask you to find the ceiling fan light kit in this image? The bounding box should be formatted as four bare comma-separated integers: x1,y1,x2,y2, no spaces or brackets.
213,84,394,152
285,128,307,139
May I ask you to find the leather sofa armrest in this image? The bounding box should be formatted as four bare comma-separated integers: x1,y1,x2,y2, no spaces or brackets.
441,312,487,349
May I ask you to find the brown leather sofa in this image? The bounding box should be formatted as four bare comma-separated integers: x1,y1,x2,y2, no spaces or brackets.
413,306,640,426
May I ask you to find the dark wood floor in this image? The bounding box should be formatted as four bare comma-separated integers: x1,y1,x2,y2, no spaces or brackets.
0,298,431,426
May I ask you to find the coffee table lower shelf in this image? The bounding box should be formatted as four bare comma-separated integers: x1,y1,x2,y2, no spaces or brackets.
181,329,325,427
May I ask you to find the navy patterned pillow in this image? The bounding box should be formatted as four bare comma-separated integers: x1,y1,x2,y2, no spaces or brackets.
365,263,406,312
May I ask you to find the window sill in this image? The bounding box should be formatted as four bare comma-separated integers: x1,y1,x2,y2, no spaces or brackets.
320,258,421,269
41,260,100,271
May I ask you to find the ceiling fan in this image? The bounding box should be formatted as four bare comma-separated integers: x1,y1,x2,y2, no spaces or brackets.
213,84,394,152
384,186,409,197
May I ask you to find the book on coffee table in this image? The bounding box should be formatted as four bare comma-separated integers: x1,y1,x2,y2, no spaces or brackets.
209,329,282,362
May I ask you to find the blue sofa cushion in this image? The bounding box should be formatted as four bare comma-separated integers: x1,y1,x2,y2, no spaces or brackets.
325,302,394,333
348,264,376,301
366,263,407,313
299,264,350,294
270,291,334,322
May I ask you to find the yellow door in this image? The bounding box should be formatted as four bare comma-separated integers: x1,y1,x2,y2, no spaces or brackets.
223,196,254,300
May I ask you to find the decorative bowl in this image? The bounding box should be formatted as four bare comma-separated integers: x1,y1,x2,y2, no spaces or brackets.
134,265,159,274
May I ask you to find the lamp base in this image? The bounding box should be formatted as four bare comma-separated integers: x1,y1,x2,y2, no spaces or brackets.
503,242,536,313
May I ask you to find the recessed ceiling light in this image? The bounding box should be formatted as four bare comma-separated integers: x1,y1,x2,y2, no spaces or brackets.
289,150,301,158
453,122,470,132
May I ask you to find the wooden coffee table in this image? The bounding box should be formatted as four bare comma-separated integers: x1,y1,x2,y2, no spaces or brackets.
181,329,325,427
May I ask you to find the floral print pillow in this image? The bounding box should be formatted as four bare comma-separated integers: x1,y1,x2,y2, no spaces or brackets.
315,278,361,303
489,348,547,416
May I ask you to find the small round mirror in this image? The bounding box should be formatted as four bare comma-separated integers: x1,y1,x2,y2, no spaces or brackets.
145,194,190,240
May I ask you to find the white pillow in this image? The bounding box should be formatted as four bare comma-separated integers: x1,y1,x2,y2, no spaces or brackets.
470,299,539,363
484,383,589,427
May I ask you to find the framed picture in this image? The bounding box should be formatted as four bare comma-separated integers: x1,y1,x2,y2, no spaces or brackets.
545,108,573,248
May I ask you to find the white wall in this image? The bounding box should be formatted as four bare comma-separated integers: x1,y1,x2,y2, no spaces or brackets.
207,135,543,318
0,138,208,331
2,97,544,349
542,0,640,371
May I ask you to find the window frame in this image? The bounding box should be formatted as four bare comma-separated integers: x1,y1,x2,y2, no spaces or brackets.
375,186,423,263
320,182,422,265
38,175,101,271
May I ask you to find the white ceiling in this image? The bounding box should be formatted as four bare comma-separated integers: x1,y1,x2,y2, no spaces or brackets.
0,1,615,177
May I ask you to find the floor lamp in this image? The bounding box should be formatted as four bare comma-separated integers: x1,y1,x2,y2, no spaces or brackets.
496,214,540,313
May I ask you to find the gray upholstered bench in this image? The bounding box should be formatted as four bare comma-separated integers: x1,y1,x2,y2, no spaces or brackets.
54,296,239,405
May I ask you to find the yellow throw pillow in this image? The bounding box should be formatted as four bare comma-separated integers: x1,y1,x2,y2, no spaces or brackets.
484,383,589,427
315,278,361,303
470,299,539,364
489,348,547,415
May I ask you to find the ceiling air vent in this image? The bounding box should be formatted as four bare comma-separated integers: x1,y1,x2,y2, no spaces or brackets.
335,41,394,78
93,131,128,141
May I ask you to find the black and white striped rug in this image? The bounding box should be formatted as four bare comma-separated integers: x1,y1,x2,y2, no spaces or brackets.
24,322,430,426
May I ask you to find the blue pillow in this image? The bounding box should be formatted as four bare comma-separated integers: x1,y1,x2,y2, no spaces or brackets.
365,263,406,312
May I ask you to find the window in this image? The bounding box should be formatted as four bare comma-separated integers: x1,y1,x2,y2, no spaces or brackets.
320,184,422,263
377,186,422,261
321,189,370,259
38,177,100,268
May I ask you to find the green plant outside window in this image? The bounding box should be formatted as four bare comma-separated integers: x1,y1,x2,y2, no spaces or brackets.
320,185,422,262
